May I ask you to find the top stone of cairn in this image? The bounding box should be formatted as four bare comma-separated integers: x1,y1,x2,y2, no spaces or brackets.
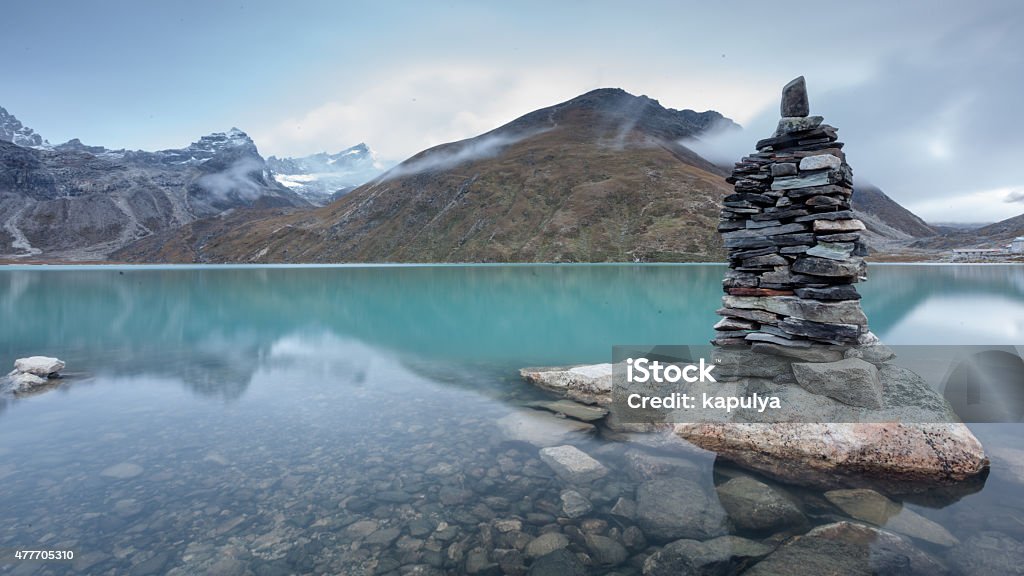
780,76,810,117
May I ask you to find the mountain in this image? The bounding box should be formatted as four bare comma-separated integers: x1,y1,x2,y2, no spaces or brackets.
850,184,936,243
266,143,384,205
0,124,308,260
0,106,48,148
910,210,1024,251
114,88,740,263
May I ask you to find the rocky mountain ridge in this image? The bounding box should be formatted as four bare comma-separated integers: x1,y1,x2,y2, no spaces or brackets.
0,106,48,148
0,118,308,260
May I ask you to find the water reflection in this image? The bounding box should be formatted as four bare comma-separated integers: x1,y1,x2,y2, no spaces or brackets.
0,265,1022,575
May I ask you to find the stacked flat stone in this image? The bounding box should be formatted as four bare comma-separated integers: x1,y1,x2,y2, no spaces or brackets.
713,77,870,349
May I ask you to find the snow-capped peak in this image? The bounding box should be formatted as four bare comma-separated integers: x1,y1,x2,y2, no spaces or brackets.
0,105,50,148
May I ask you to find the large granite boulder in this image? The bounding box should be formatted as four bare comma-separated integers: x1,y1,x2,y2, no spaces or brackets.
676,423,988,492
519,364,613,405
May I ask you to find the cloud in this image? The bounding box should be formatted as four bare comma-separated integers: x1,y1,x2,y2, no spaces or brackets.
1006,189,1024,204
196,157,267,201
381,128,549,180
686,6,1024,223
249,63,776,165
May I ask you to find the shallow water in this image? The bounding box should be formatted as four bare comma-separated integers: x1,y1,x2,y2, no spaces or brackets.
0,264,1022,575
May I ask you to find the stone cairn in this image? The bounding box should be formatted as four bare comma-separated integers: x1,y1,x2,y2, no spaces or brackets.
713,77,871,349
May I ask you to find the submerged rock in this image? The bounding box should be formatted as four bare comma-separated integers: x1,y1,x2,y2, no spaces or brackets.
496,409,595,447
524,533,570,559
676,423,988,493
100,462,144,479
745,521,948,576
715,476,805,532
642,535,773,576
560,489,592,519
525,399,608,422
527,548,586,576
538,445,608,484
824,488,958,547
635,477,728,541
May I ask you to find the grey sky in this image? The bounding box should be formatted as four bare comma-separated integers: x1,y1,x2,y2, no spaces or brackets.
2,0,1021,222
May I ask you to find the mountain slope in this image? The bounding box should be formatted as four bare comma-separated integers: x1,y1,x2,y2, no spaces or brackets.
267,143,384,205
909,210,1024,251
851,184,936,243
115,88,738,263
0,127,308,260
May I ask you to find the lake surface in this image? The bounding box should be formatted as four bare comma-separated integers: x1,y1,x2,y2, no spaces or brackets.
0,264,1022,575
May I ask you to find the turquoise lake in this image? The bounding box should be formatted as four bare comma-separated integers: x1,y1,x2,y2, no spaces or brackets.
0,264,1022,575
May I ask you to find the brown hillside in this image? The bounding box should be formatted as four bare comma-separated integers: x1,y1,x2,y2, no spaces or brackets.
116,89,736,263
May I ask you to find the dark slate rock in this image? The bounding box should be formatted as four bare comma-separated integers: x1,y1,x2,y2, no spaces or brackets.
770,162,798,177
794,210,855,222
779,317,863,342
794,286,862,300
791,256,864,277
781,76,810,117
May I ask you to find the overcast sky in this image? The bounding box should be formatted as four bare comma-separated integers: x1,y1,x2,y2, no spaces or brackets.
3,0,1022,222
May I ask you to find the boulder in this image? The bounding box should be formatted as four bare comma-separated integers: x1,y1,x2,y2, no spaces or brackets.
10,371,47,392
744,521,949,576
635,477,728,541
715,476,805,532
642,535,773,576
497,409,595,448
538,445,608,484
675,423,988,492
14,356,65,377
791,358,883,408
520,365,613,405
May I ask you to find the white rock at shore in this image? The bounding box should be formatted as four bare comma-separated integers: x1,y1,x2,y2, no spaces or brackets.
519,364,613,405
14,356,65,377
